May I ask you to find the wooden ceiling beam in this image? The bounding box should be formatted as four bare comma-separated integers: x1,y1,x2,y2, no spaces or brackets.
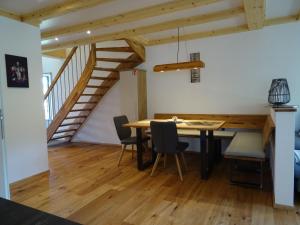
41,0,220,40
264,14,299,26
147,25,249,46
43,49,67,59
21,0,115,23
243,0,266,30
125,39,145,62
129,36,150,46
42,7,244,51
0,8,22,21
146,14,300,46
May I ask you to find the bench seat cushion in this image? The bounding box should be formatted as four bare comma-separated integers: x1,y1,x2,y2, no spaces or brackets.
224,132,265,159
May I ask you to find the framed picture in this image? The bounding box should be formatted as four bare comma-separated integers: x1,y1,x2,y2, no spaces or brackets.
5,54,29,88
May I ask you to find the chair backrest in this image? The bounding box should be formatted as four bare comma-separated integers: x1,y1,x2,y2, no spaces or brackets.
113,115,132,141
150,121,178,154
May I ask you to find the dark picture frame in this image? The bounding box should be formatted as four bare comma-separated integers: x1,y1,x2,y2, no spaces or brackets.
5,54,29,88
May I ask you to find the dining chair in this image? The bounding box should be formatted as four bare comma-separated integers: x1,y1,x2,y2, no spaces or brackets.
150,121,189,181
113,115,149,166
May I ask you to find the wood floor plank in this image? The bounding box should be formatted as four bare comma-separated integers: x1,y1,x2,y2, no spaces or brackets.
10,143,300,225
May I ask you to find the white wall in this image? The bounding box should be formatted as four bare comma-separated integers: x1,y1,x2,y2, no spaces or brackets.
42,56,63,79
0,17,49,183
73,71,138,144
145,22,300,148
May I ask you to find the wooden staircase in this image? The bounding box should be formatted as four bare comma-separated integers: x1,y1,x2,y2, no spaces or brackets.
45,39,145,143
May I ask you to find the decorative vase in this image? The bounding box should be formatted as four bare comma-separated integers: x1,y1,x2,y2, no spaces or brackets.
268,78,290,105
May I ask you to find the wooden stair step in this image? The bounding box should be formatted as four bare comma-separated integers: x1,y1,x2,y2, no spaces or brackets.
90,76,118,80
70,109,92,112
86,85,111,89
94,67,118,72
65,115,87,119
51,135,73,140
81,93,103,97
96,57,137,63
55,129,77,134
95,47,133,52
86,85,101,88
76,101,98,104
60,122,82,127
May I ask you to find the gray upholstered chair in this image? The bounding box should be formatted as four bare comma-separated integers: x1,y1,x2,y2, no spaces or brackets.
150,121,189,181
113,115,149,166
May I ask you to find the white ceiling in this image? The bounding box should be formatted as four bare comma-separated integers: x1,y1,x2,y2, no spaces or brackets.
0,0,299,47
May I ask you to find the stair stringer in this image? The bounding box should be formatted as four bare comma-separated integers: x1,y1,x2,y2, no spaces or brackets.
47,44,96,142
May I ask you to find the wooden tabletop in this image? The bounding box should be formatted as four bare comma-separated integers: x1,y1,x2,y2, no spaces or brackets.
124,119,225,130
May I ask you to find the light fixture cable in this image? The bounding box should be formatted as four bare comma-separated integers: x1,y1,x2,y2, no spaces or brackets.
177,27,180,64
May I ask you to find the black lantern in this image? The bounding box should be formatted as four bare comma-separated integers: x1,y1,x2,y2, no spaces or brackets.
268,78,290,105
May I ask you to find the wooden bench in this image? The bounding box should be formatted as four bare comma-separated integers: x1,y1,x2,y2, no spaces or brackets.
224,115,275,189
154,113,275,186
154,113,271,161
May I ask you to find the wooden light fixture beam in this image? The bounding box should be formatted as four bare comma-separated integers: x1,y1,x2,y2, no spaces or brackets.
153,27,205,73
153,61,205,72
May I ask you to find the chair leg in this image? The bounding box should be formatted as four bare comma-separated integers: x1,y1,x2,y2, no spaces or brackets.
175,154,183,182
164,154,167,168
118,144,126,167
150,153,162,177
180,152,188,171
131,144,134,159
260,161,264,190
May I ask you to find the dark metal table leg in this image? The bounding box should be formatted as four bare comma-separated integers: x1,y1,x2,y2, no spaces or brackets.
207,130,214,174
200,130,214,180
200,130,208,180
136,128,155,171
136,128,143,170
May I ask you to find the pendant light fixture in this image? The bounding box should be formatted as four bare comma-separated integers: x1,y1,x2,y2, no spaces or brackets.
153,27,205,73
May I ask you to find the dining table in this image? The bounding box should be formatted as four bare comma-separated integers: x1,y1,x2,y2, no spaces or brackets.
124,119,225,180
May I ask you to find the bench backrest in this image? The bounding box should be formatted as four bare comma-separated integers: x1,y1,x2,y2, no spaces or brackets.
154,113,267,129
262,115,275,149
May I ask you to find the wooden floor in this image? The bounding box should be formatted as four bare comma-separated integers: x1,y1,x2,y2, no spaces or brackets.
10,143,300,225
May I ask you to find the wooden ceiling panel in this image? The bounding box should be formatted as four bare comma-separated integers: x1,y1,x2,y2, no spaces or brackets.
41,0,221,40
0,0,65,14
0,7,21,21
144,16,245,40
1,0,300,49
265,0,300,19
21,0,116,23
42,0,241,45
39,0,170,31
42,7,244,51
